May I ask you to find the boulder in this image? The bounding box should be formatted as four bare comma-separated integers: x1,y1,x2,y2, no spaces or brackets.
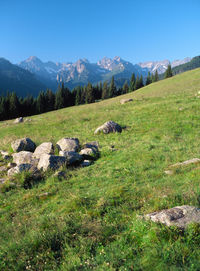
11,138,36,152
94,121,122,134
7,162,17,169
0,150,11,160
37,154,66,171
7,164,32,176
144,205,200,229
56,138,79,152
120,98,133,104
83,141,99,151
80,147,97,159
170,158,200,168
14,117,23,124
33,142,54,159
12,151,39,167
53,170,66,179
59,151,83,165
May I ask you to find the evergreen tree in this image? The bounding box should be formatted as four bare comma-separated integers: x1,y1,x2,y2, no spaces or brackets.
129,73,136,91
165,65,173,78
99,81,102,99
146,72,152,85
122,81,129,94
108,76,116,98
85,82,95,103
135,75,140,90
46,89,55,111
9,92,20,118
139,75,144,88
0,97,7,120
102,81,108,99
55,83,65,109
154,70,159,82
75,86,82,105
37,91,46,113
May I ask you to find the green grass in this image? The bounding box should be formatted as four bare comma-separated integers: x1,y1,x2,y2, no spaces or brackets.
0,68,200,270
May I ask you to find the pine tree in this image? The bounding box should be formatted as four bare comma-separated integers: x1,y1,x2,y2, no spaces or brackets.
129,73,136,91
154,70,159,82
146,72,152,85
46,89,55,111
9,92,20,118
108,76,116,98
102,81,108,99
55,84,65,109
37,91,46,113
165,65,173,78
122,81,129,94
139,75,144,88
135,75,140,90
99,81,102,99
85,82,95,104
75,86,82,105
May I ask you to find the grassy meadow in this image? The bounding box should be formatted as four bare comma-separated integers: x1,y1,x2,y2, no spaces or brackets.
0,68,200,270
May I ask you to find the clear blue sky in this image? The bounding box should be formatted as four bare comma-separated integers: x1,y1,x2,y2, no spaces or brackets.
0,0,199,64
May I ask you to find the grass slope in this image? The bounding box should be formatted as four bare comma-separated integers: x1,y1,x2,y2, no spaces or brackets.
0,68,200,270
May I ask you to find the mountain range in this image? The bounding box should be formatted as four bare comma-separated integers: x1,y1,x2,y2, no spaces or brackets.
0,55,194,97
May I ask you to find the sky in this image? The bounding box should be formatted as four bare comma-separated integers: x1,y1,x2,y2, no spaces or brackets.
0,0,200,64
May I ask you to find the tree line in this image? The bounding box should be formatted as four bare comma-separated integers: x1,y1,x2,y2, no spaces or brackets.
0,65,173,121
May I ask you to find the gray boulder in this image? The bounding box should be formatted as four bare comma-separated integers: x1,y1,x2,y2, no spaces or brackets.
59,151,83,165
11,138,36,152
7,164,32,176
144,205,200,229
81,160,91,167
14,117,23,124
94,121,122,134
120,98,133,104
33,142,54,159
37,154,66,171
83,141,99,151
80,147,97,159
56,138,79,152
12,151,39,167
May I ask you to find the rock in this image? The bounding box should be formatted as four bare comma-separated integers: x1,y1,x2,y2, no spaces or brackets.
144,205,200,229
7,162,17,169
80,147,97,159
81,160,91,167
37,192,51,199
37,154,66,171
164,170,174,175
14,117,23,124
0,178,6,184
170,158,200,168
11,138,36,152
56,138,80,152
120,98,133,104
0,150,11,160
83,141,99,151
53,170,66,179
94,121,122,134
7,164,32,176
59,151,83,165
33,142,54,159
0,166,7,172
12,151,39,167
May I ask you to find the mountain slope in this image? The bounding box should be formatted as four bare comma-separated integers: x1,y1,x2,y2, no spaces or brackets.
1,68,200,270
0,58,46,97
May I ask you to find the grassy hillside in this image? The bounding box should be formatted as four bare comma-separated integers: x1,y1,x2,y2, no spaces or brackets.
0,68,200,270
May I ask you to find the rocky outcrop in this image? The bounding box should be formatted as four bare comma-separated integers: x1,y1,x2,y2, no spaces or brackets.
94,121,122,134
144,205,200,229
37,154,66,171
56,138,79,152
33,142,54,159
11,138,36,152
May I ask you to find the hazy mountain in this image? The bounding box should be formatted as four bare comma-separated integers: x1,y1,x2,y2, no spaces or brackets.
0,58,46,97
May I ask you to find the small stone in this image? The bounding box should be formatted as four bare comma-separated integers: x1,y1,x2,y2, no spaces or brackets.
83,141,99,151
11,138,36,152
144,205,200,229
7,164,32,176
14,117,23,124
59,151,83,165
53,170,66,179
0,150,11,160
0,166,7,172
164,170,174,175
120,98,133,104
80,148,97,156
0,178,6,184
7,162,17,169
94,121,122,134
38,192,51,199
56,138,80,152
81,160,91,167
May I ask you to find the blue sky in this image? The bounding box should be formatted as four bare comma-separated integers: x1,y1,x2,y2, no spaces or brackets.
0,0,199,64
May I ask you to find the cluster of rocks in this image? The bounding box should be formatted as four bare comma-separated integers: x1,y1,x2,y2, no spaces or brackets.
0,137,99,179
